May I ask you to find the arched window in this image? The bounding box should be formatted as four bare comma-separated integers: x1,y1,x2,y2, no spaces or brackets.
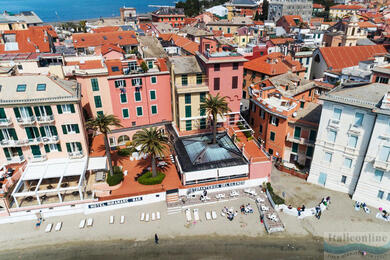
314,54,321,63
118,135,130,145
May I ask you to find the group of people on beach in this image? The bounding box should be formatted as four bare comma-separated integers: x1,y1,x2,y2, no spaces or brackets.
240,204,254,215
315,197,330,219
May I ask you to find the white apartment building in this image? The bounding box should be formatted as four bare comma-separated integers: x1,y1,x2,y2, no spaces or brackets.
308,83,390,199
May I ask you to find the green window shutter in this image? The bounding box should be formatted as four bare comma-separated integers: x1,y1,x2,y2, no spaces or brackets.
3,148,10,158
200,118,206,129
186,120,192,131
200,93,206,102
122,109,129,118
135,92,141,101
185,105,191,117
306,146,313,157
181,75,188,86
16,147,23,156
91,78,99,91
0,108,6,119
70,104,75,113
270,132,275,141
94,96,102,108
39,127,46,137
9,128,18,140
74,124,80,133
33,127,39,137
151,76,157,84
76,142,82,151
13,107,21,118
62,125,67,134
185,93,191,104
196,74,202,84
0,130,4,141
292,143,298,153
44,144,50,153
150,90,156,100
151,105,157,114
66,143,71,152
57,105,63,114
136,107,143,116
200,108,205,116
27,107,33,116
31,145,41,156
120,93,127,103
57,144,62,152
309,130,316,141
51,126,58,136
45,106,53,115
294,127,301,139
34,107,40,117
25,128,33,139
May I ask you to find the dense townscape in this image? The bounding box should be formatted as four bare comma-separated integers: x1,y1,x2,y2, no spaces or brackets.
0,0,389,258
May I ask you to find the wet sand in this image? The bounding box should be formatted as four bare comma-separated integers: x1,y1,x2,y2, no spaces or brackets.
0,236,324,260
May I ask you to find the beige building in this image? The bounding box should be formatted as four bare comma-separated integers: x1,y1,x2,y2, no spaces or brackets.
168,56,209,132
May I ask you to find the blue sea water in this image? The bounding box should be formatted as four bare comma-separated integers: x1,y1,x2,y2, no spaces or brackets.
0,0,177,22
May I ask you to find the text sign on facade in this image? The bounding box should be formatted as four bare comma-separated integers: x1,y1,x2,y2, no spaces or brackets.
88,196,143,209
189,181,245,193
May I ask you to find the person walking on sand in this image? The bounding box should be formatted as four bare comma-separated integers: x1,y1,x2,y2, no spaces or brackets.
155,233,159,244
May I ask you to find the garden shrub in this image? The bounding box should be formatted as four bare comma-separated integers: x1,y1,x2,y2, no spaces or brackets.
138,171,165,185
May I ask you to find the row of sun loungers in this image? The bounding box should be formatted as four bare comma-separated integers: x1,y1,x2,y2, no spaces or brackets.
109,215,125,224
244,189,258,196
45,222,62,232
186,209,217,221
140,212,161,222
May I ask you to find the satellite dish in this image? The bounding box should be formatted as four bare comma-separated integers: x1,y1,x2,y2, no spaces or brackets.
292,112,297,118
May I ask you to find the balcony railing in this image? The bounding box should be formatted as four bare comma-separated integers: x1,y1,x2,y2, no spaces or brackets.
42,136,59,144
68,151,84,159
36,115,55,124
286,133,315,146
27,137,42,145
0,118,12,127
348,124,362,135
30,154,48,162
16,116,36,125
6,155,25,164
328,119,340,129
373,159,390,171
0,139,27,147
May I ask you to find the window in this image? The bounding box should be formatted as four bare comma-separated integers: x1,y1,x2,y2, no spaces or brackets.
181,74,188,86
348,135,358,148
150,90,156,100
36,84,46,91
62,124,80,134
214,78,220,90
151,76,157,84
378,190,384,199
344,158,352,168
115,79,126,88
148,61,153,69
300,102,305,108
136,106,143,116
200,118,206,129
259,124,263,134
185,93,191,104
270,131,275,141
379,146,390,162
151,105,157,115
333,108,342,120
270,116,279,126
185,105,191,117
374,169,384,182
120,93,127,103
354,112,364,127
97,111,103,116
16,84,26,92
196,74,202,84
232,76,238,89
122,108,129,118
309,130,316,142
200,92,206,103
341,175,347,184
134,91,141,102
91,78,99,91
214,64,220,71
131,78,142,86
294,127,301,139
94,96,102,108
118,135,130,145
186,120,192,131
387,193,390,202
200,107,205,116
292,143,298,153
268,148,273,155
17,64,23,70
306,146,313,157
233,62,238,70
57,104,75,114
324,152,332,162
259,109,265,119
111,66,119,72
306,58,310,65
327,129,337,142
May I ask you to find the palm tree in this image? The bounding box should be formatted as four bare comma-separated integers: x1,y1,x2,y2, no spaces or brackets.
86,114,122,176
78,20,87,33
200,93,231,144
132,127,169,178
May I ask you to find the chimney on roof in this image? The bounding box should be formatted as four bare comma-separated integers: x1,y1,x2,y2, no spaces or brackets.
27,37,31,42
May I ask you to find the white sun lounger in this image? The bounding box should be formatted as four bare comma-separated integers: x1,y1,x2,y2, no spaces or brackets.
206,211,212,220
193,209,200,221
79,219,86,229
211,211,217,220
87,218,93,227
140,212,145,221
55,222,62,231
152,212,156,221
185,209,192,222
110,216,114,224
120,216,125,224
156,211,161,220
145,213,150,222
45,223,52,233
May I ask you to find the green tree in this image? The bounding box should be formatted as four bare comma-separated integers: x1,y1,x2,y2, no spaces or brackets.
260,0,269,21
254,11,260,21
132,127,169,178
79,20,87,33
86,114,122,176
200,93,231,144
140,61,148,72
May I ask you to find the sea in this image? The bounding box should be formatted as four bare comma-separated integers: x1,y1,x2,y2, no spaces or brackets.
0,0,178,22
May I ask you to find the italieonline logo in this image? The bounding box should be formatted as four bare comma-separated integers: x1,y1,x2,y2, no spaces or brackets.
324,232,390,259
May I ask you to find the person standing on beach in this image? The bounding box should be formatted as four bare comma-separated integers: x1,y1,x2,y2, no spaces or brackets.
155,233,159,244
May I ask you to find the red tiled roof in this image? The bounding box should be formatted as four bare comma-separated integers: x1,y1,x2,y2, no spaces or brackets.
92,26,120,33
244,52,305,76
184,17,198,25
38,25,58,38
97,43,125,55
105,59,123,76
224,33,233,37
253,21,264,25
319,45,387,71
156,58,168,72
170,34,199,55
357,21,377,28
313,3,324,9
73,31,138,49
158,33,173,41
330,4,363,10
66,60,104,70
213,30,223,36
270,38,294,45
281,15,304,27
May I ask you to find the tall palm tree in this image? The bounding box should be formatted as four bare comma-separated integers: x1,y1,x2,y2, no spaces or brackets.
86,114,122,176
132,127,169,178
200,93,231,144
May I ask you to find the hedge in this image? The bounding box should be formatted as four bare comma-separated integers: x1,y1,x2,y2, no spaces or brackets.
266,182,285,205
106,166,124,186
117,148,131,156
237,122,252,138
138,171,165,185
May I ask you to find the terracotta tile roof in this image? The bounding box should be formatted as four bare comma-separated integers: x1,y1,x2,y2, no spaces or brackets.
254,21,264,25
97,43,125,55
38,25,58,38
224,33,233,37
73,31,138,49
319,45,387,71
330,4,363,10
313,3,324,9
105,59,123,76
139,23,153,33
213,30,223,36
92,26,120,33
270,38,294,45
281,15,304,27
170,34,199,55
244,52,305,76
156,58,168,71
358,21,377,28
184,17,198,25
66,59,104,70
158,33,173,41
0,26,53,54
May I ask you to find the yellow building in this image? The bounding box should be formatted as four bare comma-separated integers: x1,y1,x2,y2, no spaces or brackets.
169,56,209,132
0,20,28,31
329,4,362,20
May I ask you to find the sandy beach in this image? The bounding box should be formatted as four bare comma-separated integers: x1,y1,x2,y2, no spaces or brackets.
0,168,388,259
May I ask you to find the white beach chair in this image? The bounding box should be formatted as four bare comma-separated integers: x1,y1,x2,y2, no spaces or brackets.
206,211,212,220
87,218,93,227
140,212,145,221
212,211,217,220
120,216,125,224
193,209,200,221
109,216,114,224
145,213,150,222
79,219,86,229
185,209,192,222
151,212,156,221
45,223,53,233
55,222,62,231
156,211,161,220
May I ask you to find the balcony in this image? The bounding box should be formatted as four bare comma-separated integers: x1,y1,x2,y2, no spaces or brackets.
175,83,209,94
0,118,12,127
373,159,390,171
328,119,340,129
0,139,28,147
16,116,36,125
286,133,315,146
68,151,84,159
348,124,362,135
36,115,55,124
6,155,25,164
344,146,357,155
42,136,59,144
27,137,42,145
30,154,48,163
323,141,335,149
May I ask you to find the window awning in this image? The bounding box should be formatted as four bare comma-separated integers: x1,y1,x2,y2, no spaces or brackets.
87,156,107,171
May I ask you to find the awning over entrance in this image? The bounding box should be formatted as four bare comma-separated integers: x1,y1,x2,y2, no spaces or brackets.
87,156,107,171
